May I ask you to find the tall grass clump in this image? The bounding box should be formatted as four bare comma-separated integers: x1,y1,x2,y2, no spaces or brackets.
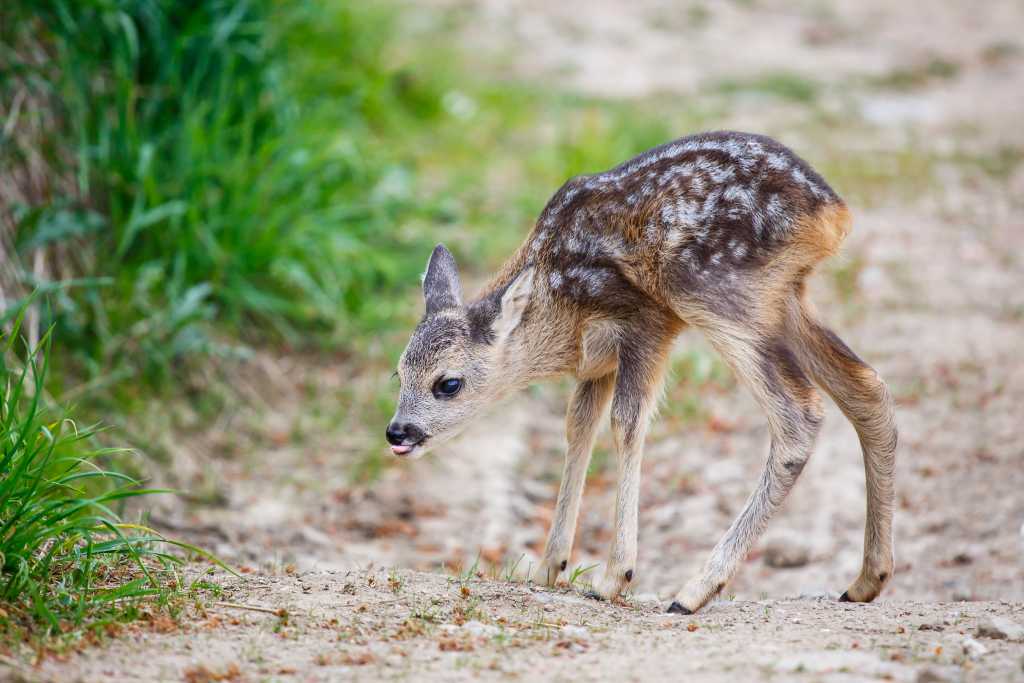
0,315,194,641
0,0,447,393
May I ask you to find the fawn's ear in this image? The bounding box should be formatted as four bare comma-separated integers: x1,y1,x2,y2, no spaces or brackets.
423,244,463,314
492,267,534,344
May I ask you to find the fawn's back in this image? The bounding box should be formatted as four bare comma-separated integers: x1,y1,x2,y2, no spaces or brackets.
520,130,851,322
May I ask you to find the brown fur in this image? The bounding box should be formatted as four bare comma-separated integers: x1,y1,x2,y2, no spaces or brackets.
389,131,897,612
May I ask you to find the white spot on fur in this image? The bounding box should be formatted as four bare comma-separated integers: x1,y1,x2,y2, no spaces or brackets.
531,229,549,253
565,233,584,254
709,164,735,184
565,266,610,296
675,197,701,226
657,161,696,187
789,166,828,199
752,210,767,238
679,247,697,270
723,184,756,210
766,152,789,171
644,220,660,243
664,224,688,250
702,187,723,222
549,271,563,289
764,194,790,237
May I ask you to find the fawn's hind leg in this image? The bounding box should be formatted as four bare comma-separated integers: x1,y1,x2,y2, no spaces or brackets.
793,309,898,603
669,321,824,614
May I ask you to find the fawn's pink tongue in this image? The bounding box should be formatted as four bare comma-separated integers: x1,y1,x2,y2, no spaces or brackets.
391,444,413,455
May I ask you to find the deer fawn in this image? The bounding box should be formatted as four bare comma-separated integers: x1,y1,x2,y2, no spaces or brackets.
386,131,897,614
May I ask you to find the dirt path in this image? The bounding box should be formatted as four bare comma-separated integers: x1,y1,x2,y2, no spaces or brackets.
13,0,1024,681
21,569,1024,682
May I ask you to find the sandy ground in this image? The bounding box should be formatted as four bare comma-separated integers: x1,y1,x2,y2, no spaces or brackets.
11,0,1024,681
20,569,1024,682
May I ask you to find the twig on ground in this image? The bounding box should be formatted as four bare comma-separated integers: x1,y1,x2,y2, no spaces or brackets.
212,601,290,615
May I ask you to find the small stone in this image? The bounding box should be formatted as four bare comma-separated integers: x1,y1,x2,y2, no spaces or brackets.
762,536,812,569
918,622,945,632
298,525,332,546
949,551,972,566
976,616,1024,642
461,620,500,638
520,479,555,503
796,591,831,600
961,637,988,660
560,625,590,640
543,604,555,612
916,668,952,683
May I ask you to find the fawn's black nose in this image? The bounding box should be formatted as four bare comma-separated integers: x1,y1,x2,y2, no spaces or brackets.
385,423,406,446
386,422,425,446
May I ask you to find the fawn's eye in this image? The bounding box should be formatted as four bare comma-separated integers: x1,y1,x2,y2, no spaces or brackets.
432,377,463,399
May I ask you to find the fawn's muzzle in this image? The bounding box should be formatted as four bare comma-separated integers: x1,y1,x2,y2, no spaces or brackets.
385,422,426,456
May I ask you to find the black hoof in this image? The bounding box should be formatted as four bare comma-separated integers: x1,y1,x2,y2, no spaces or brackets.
667,601,692,615
838,591,851,602
584,590,605,602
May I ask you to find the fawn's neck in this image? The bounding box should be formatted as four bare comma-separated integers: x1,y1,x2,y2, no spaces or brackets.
472,243,581,385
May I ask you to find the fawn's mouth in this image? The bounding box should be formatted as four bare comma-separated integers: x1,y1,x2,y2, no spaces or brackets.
390,438,428,458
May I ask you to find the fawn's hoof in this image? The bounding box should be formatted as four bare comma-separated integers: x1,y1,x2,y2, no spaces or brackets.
667,601,693,615
838,591,851,602
585,570,630,602
583,589,605,602
529,560,565,587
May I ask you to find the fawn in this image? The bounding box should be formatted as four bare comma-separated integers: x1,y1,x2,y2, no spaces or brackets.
386,131,897,614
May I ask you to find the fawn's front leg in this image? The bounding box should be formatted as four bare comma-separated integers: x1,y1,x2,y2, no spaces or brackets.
590,335,674,601
532,373,615,585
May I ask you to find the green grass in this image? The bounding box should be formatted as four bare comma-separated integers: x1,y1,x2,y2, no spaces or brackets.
566,563,599,587
1,0,449,394
869,57,961,91
0,313,211,646
716,71,820,103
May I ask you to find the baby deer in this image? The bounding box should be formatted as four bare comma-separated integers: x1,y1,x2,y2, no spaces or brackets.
386,131,897,614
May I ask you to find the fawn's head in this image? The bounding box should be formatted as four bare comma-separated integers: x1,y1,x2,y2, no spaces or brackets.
386,244,533,458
